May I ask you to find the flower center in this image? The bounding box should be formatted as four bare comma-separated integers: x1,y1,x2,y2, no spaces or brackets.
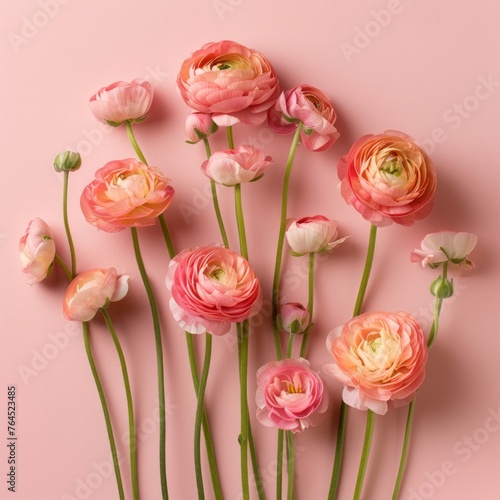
380,157,403,177
285,382,303,394
209,268,225,281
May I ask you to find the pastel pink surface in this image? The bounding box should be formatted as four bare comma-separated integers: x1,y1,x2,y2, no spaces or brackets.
1,1,499,499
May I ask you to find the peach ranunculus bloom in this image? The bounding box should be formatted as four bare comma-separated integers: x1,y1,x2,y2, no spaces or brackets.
285,215,348,256
201,144,273,186
19,218,56,285
165,246,262,336
268,85,340,152
89,79,154,126
80,158,175,232
176,40,280,127
63,268,130,322
338,130,437,226
324,311,428,415
256,357,329,433
410,230,478,272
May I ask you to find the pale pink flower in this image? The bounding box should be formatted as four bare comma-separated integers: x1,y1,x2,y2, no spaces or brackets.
338,130,437,226
285,215,348,256
177,40,280,127
81,158,175,232
268,85,340,151
89,79,154,126
324,311,427,415
166,246,262,335
411,231,478,271
256,358,329,433
278,303,311,335
19,218,56,285
185,113,219,143
201,144,273,186
63,268,129,322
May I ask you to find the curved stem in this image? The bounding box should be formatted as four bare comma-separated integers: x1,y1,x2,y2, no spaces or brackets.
82,322,125,500
427,261,448,349
272,123,304,361
62,171,77,278
101,309,139,500
353,225,378,317
234,184,248,258
226,126,235,149
353,410,375,500
300,252,315,358
126,121,148,164
54,253,72,282
286,431,295,500
158,214,176,260
194,334,213,500
130,228,168,500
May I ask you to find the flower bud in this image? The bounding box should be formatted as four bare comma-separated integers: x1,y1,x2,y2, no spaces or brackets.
278,303,311,335
430,276,454,299
54,151,82,172
185,113,219,143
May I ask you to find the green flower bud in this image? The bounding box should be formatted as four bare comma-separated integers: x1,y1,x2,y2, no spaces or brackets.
54,151,82,172
430,276,454,299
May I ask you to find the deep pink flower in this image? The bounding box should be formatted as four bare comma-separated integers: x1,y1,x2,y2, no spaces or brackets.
19,218,56,285
324,311,427,415
278,303,310,335
63,268,129,322
256,358,329,433
177,40,280,127
89,79,154,126
338,130,437,226
166,246,262,335
268,85,340,151
185,113,219,143
201,144,273,186
81,158,174,232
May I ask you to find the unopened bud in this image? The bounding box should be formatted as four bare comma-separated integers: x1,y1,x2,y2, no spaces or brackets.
430,276,454,299
54,151,82,172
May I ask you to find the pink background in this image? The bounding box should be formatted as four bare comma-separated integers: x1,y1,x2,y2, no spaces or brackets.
1,1,499,499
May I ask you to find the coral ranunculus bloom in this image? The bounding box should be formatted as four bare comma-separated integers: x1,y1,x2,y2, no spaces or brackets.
338,130,437,226
324,311,428,415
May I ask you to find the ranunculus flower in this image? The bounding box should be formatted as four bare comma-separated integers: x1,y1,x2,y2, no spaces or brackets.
63,268,130,322
201,144,273,186
324,311,428,415
177,40,280,127
256,358,329,433
19,218,56,285
80,158,175,232
166,246,262,335
185,113,219,143
89,79,154,126
410,231,478,271
268,85,340,151
338,130,437,226
278,303,310,335
285,215,348,256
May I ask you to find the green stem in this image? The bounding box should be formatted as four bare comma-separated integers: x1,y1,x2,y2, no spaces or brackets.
286,431,295,500
194,334,213,500
427,261,448,349
54,253,72,282
276,430,284,500
247,408,265,500
227,125,235,149
238,321,250,500
353,225,378,317
126,121,148,164
130,228,168,500
234,184,248,258
299,252,315,358
62,170,77,278
272,123,304,361
286,333,295,359
101,309,139,500
158,214,176,260
353,410,375,500
82,322,125,500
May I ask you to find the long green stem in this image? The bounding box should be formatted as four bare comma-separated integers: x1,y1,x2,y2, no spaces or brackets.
286,333,295,359
247,409,265,500
62,170,77,278
300,252,315,358
227,126,235,149
328,224,378,500
194,334,213,500
158,214,176,259
234,184,248,258
126,121,148,164
286,431,295,500
353,410,375,500
130,228,168,500
54,253,72,282
82,322,125,500
238,322,250,500
101,309,139,500
276,430,284,500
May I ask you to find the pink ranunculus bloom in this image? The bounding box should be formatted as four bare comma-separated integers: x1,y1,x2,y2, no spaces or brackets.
201,144,273,186
176,40,280,127
278,303,310,335
166,246,262,335
185,112,219,143
338,130,437,226
410,230,478,271
256,358,329,433
324,311,428,415
89,79,154,126
285,215,348,256
268,85,340,152
80,158,175,232
19,218,56,285
63,268,130,322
